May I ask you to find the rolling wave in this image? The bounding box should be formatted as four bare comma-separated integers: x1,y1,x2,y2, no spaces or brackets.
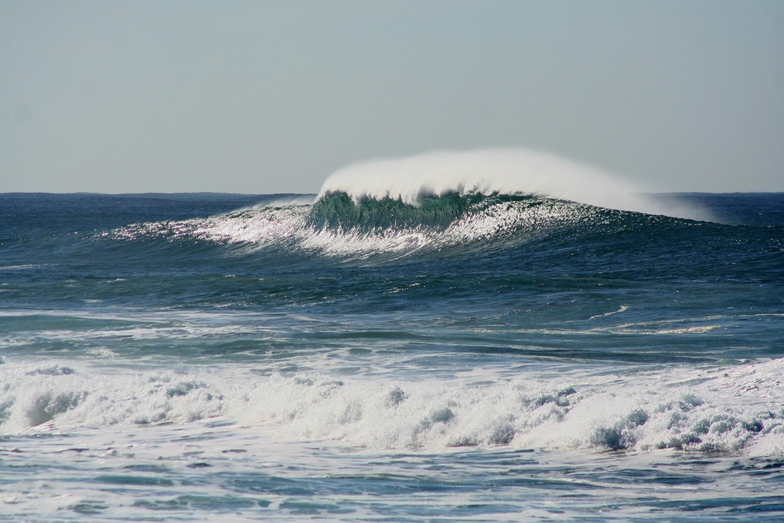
90,189,781,290
107,192,643,263
98,149,720,263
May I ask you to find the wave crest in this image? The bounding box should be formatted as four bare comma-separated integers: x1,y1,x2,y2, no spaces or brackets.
317,148,711,221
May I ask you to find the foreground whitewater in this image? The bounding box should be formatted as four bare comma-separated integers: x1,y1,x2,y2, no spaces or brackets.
1,154,783,521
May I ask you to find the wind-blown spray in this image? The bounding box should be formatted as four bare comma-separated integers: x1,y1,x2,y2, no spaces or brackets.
318,148,710,220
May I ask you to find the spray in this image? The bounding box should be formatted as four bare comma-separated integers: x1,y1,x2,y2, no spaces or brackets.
318,148,712,221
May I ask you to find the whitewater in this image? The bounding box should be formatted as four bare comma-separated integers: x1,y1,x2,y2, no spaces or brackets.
1,149,783,521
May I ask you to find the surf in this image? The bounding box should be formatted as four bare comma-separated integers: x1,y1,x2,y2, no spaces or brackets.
2,357,782,455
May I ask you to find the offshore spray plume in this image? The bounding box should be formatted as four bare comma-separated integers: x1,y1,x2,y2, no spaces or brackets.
317,148,712,221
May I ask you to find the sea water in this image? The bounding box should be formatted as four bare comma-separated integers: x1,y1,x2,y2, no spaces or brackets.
1,151,783,521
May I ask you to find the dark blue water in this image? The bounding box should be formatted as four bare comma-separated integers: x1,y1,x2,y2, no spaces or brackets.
0,191,782,521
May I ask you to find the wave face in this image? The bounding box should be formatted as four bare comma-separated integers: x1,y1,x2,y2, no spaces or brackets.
1,186,783,520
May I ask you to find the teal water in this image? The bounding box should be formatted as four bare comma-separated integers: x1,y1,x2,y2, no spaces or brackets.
0,191,782,521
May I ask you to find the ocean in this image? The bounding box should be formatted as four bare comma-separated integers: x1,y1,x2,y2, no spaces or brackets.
1,161,783,520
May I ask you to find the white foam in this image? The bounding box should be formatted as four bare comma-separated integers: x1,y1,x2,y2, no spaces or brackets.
589,305,629,320
2,358,781,455
317,148,711,220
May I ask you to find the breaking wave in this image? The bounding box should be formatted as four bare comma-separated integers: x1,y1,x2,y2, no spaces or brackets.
1,359,782,455
317,148,712,221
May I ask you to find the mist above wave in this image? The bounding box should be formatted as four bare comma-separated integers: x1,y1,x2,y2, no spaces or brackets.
318,148,712,221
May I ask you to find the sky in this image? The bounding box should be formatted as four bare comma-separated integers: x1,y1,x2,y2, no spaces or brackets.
1,0,783,195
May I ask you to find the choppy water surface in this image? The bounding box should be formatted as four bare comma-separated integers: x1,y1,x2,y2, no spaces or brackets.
1,188,782,521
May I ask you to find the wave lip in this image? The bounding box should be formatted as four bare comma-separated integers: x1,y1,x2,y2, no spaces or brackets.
317,148,711,221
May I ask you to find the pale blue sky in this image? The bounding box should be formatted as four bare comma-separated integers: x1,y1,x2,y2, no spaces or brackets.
1,0,782,194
